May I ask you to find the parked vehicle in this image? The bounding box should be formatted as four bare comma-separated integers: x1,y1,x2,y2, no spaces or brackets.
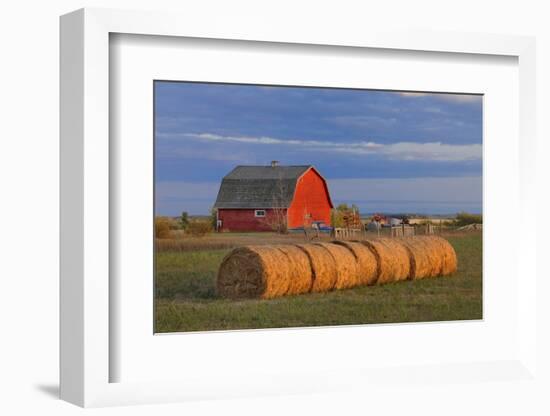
311,221,333,232
289,220,333,234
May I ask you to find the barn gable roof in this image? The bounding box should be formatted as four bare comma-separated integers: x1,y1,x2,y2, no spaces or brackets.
213,165,320,209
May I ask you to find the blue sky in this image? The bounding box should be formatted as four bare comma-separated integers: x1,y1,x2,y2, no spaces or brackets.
155,82,482,216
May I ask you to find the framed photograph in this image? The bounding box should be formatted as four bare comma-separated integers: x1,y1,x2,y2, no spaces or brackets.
60,8,538,408
152,80,481,333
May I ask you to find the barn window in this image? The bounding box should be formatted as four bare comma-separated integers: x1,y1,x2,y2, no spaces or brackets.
255,210,266,217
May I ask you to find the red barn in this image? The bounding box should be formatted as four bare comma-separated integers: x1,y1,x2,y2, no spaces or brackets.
213,163,333,232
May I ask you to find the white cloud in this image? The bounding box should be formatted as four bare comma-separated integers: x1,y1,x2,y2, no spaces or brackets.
398,92,429,98
438,94,482,104
156,145,256,163
339,141,482,162
158,132,481,162
397,91,482,104
160,132,382,150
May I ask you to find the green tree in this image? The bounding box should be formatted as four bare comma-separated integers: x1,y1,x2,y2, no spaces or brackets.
210,207,218,230
187,220,213,237
180,211,189,230
454,212,482,226
331,209,344,228
332,203,355,228
331,203,361,228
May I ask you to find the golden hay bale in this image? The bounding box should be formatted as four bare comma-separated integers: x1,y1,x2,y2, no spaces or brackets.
277,245,313,295
216,245,291,299
360,238,410,284
295,244,338,292
416,236,446,277
398,237,441,279
428,235,458,275
332,240,378,285
314,243,360,290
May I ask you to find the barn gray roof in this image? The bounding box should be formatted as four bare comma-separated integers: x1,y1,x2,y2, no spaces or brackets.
213,165,312,209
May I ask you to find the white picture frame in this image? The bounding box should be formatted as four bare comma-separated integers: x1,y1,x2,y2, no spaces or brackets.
60,8,538,408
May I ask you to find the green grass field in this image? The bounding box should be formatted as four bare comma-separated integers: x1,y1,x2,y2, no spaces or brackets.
155,233,482,332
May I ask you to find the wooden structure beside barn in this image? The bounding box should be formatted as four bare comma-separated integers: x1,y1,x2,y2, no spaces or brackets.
213,162,333,232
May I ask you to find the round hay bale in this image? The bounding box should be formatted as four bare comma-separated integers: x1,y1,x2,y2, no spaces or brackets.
295,244,338,292
277,245,313,295
216,245,290,299
429,236,458,275
360,238,410,284
332,240,378,285
314,243,360,290
398,237,441,279
416,236,446,277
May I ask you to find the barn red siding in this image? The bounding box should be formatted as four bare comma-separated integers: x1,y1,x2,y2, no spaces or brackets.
218,208,286,232
287,168,332,229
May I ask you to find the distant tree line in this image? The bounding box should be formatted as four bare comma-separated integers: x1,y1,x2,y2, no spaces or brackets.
453,211,482,226
154,209,217,239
